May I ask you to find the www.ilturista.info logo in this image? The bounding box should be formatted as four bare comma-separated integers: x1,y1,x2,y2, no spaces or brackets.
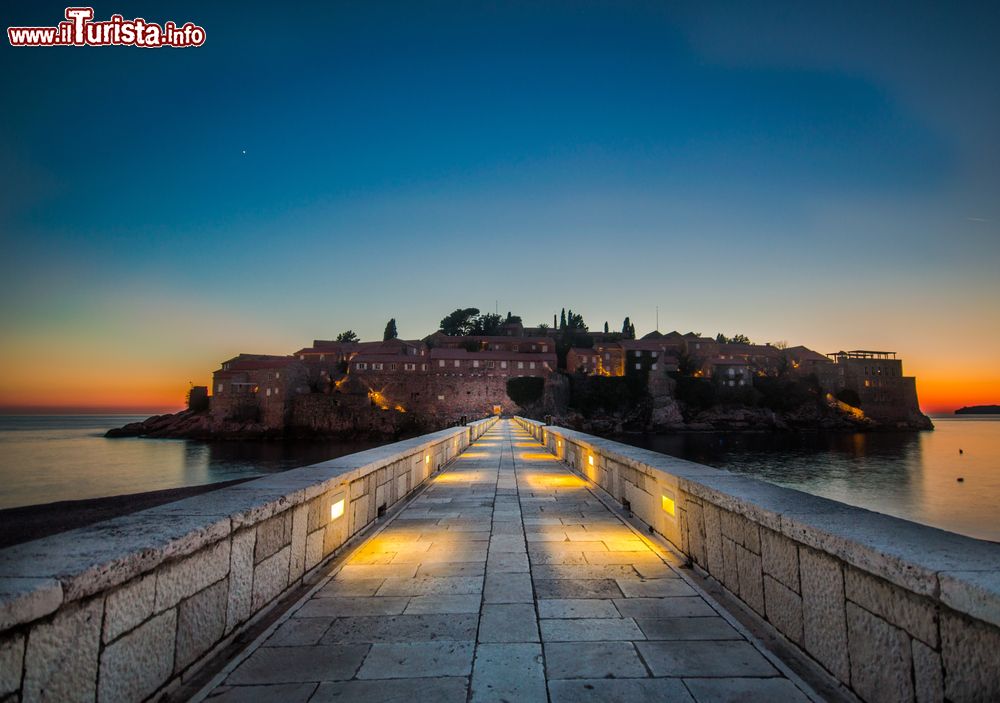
8,7,206,47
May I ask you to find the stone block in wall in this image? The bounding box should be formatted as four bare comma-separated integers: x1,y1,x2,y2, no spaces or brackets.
103,573,155,643
98,609,175,703
721,537,740,594
720,511,760,554
845,566,937,647
761,527,799,592
307,495,328,533
175,579,227,672
0,578,62,632
350,494,371,537
254,511,292,564
350,477,367,501
23,596,102,703
226,528,255,634
305,528,324,572
846,602,913,703
938,569,1000,630
375,481,389,513
703,503,724,577
764,575,803,645
911,639,943,703
396,474,408,504
941,609,1000,701
686,500,706,567
736,545,765,615
155,539,231,612
251,546,290,612
800,546,849,681
288,504,308,583
0,633,23,697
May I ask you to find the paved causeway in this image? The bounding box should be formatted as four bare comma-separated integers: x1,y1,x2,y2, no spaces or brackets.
201,420,816,702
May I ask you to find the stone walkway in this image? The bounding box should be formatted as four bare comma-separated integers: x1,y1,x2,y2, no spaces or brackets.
200,420,817,702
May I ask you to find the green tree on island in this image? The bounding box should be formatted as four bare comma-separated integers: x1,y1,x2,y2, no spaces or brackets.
383,318,398,340
440,308,480,335
336,330,359,343
621,317,636,339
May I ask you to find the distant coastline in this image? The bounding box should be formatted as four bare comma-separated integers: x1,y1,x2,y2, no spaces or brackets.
955,405,1000,415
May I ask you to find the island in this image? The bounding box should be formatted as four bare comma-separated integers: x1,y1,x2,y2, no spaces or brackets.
109,308,934,439
955,405,1000,415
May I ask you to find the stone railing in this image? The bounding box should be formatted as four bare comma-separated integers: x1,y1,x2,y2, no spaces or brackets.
0,416,497,702
514,417,1000,702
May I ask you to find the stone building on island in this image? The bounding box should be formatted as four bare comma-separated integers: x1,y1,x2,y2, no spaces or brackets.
207,324,929,433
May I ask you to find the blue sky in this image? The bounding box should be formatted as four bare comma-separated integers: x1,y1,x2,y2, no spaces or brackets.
1,1,998,410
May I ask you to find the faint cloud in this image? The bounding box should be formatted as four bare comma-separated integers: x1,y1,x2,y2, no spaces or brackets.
966,217,989,223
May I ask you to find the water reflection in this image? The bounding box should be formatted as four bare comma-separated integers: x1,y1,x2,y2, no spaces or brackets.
618,417,1000,542
0,415,385,509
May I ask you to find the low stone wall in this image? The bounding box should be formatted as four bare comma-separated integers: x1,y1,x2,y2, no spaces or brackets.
0,416,497,702
514,417,1000,702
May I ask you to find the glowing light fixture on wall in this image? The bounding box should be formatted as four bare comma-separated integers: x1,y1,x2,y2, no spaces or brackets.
661,494,676,517
425,454,430,464
588,455,595,466
330,498,346,520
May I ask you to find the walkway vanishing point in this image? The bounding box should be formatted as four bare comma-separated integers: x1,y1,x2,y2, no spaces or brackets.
196,420,817,702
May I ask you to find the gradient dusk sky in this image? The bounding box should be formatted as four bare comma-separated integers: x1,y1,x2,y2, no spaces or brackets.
1,1,998,413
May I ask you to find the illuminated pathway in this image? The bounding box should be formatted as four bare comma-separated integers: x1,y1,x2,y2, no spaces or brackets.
199,420,817,702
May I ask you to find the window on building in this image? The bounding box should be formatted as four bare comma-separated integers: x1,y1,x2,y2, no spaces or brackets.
439,360,445,367
437,394,445,400
635,363,641,370
217,383,223,393
513,345,519,351
652,363,658,370
390,363,397,371
541,345,548,352
487,360,495,369
518,361,524,369
299,355,305,361
529,362,535,369
266,388,271,397
651,352,658,358
357,362,367,370
473,360,479,368
501,361,508,369
275,388,279,394
421,364,426,371
454,360,460,367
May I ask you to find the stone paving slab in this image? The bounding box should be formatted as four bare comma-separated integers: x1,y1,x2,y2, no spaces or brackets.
203,421,816,703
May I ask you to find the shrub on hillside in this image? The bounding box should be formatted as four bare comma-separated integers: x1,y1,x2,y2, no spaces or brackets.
507,377,545,406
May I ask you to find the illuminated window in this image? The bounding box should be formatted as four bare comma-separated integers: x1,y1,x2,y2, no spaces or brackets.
217,383,223,393
439,360,445,367
454,360,460,368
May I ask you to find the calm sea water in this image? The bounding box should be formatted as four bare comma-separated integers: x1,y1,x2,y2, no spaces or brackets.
1,415,998,542
619,416,1000,542
0,415,384,511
